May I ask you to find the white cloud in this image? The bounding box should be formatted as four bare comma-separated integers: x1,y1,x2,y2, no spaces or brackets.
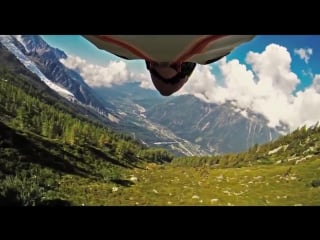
179,64,218,102
178,44,320,131
294,48,313,63
134,72,155,89
302,68,314,79
311,74,320,93
60,55,155,89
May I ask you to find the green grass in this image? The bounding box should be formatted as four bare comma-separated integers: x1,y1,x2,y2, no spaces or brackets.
55,157,320,206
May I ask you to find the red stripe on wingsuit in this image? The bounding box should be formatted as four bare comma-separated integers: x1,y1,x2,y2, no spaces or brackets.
95,35,156,63
172,35,228,64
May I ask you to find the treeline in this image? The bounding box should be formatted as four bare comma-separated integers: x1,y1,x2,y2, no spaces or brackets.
172,124,320,168
0,68,173,164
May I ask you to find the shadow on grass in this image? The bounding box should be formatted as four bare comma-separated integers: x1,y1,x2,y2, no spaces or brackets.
0,121,146,185
39,199,72,206
0,193,72,206
111,179,135,187
0,122,97,178
85,145,130,169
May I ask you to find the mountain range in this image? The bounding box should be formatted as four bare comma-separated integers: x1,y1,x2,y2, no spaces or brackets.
0,35,287,155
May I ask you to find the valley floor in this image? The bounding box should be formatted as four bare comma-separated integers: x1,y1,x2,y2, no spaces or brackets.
56,158,320,206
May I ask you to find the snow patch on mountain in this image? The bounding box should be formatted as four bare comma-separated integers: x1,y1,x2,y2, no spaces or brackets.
0,35,75,100
14,35,29,53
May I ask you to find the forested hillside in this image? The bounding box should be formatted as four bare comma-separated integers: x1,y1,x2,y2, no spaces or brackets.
0,67,172,206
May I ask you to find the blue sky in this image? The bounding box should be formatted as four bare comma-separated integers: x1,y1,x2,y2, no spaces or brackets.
42,35,320,92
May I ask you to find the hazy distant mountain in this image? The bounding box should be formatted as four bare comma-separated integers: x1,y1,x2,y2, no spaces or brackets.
96,83,286,154
146,95,286,154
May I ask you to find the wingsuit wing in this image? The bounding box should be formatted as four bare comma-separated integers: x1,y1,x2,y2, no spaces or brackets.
83,35,255,65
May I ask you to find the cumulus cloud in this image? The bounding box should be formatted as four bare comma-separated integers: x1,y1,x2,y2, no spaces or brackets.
179,64,219,102
311,74,320,93
179,44,320,131
294,48,313,63
61,55,155,89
